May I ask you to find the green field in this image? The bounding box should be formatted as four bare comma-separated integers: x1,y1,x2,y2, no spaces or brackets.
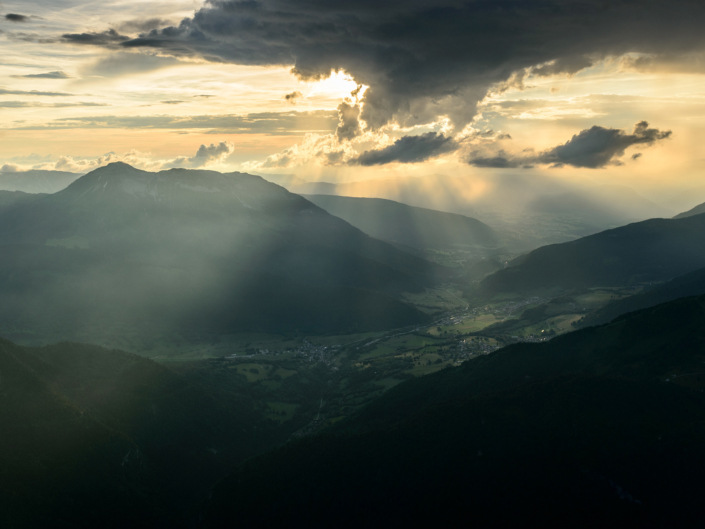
229,363,273,382
402,288,468,313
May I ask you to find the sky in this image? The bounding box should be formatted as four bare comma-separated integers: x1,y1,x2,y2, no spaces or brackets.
2,0,705,201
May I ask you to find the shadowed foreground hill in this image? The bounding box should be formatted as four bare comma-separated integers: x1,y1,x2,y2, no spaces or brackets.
204,295,705,527
477,213,705,297
303,194,499,250
0,338,299,528
0,163,441,343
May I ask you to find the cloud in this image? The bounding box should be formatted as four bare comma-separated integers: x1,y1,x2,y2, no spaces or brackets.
160,100,185,105
33,150,166,173
62,29,130,47
336,101,361,142
1,163,22,173
5,14,28,22
466,121,672,169
11,71,72,79
53,0,705,134
621,52,705,74
349,132,458,166
244,133,357,170
115,18,174,34
10,110,338,134
26,144,236,173
164,142,235,168
0,101,107,108
0,87,73,97
284,91,302,104
80,52,180,77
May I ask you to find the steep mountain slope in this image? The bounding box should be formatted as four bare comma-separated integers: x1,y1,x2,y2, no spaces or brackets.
0,341,148,528
674,201,705,219
204,295,705,527
477,214,705,297
576,266,705,328
0,163,440,343
0,169,80,194
304,194,499,250
0,338,306,527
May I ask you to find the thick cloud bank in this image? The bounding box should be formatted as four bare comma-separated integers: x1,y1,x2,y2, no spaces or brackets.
468,122,672,169
59,0,705,135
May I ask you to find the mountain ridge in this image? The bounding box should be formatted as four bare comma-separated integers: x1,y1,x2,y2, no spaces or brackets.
477,213,705,297
0,163,442,344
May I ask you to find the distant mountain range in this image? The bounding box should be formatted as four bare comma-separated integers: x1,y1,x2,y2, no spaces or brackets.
303,194,499,251
286,173,673,248
477,213,705,297
0,163,444,344
0,169,80,194
203,294,705,527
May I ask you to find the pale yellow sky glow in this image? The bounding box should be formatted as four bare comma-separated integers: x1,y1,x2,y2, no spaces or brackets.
1,0,705,208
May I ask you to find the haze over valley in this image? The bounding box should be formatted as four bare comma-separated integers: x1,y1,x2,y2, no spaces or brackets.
3,1,705,527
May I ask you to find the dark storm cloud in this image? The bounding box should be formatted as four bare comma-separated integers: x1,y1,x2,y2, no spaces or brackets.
53,0,705,134
62,29,130,47
336,101,361,142
12,71,72,79
350,132,457,166
5,14,28,22
467,122,672,169
284,91,302,104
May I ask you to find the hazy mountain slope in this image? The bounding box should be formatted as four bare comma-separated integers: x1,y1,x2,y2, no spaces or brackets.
304,194,499,250
477,214,705,297
576,266,705,328
0,169,79,194
0,163,438,342
290,174,670,248
0,338,303,527
674,201,705,219
204,295,705,527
